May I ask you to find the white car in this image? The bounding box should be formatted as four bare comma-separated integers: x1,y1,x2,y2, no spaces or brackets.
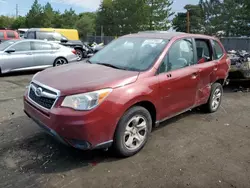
0,39,78,74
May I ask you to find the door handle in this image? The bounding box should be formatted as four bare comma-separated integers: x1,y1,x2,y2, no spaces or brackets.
26,52,32,55
214,66,218,71
166,73,172,78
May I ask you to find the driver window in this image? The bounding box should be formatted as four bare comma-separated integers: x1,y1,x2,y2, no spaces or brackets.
158,38,194,73
12,42,31,52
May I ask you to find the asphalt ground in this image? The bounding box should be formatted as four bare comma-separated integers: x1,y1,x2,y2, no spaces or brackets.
0,70,249,188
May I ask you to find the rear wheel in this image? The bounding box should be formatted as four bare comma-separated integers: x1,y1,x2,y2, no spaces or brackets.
113,106,152,157
202,82,223,113
75,48,83,61
53,58,68,67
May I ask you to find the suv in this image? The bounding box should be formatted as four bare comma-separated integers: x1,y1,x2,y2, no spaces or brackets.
24,29,87,61
0,29,19,43
23,32,230,157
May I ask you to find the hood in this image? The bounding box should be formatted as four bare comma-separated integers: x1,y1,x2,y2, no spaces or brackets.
33,63,139,96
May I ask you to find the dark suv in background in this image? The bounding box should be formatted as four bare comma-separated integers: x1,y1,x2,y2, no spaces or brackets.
24,28,91,60
0,28,19,43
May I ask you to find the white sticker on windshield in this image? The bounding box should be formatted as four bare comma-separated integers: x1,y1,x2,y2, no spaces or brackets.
142,39,164,47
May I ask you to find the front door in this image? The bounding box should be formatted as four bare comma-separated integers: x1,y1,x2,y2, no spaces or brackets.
1,41,33,72
157,38,199,120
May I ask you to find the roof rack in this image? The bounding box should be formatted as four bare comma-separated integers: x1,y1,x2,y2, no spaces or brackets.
138,31,186,34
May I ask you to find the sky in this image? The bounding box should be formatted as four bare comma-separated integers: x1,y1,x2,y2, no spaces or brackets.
0,0,199,16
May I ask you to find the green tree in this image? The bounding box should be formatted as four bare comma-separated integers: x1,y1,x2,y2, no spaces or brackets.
145,0,174,30
113,0,148,35
60,8,78,28
43,2,54,27
0,16,15,28
96,0,116,36
11,16,26,29
172,4,204,33
52,10,64,28
75,15,95,39
172,12,187,32
26,0,44,27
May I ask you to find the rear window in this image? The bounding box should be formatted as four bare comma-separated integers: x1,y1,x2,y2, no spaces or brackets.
213,40,224,59
27,32,35,39
7,31,16,38
33,41,53,50
36,32,54,41
0,31,4,38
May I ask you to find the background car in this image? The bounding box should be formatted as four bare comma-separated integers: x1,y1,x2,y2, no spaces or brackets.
24,28,85,61
0,28,19,43
0,39,78,74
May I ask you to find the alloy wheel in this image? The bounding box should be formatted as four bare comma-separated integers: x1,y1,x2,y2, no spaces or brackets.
211,88,222,110
55,58,67,66
124,115,148,151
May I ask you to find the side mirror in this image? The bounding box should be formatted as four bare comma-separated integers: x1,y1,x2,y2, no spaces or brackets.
60,37,68,43
5,48,15,53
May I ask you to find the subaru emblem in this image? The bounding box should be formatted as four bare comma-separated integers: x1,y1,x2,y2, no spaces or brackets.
35,87,43,97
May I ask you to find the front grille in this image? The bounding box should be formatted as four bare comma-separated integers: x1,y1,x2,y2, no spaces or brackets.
28,82,58,110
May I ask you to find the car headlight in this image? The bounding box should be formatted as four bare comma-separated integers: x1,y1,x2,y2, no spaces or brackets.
61,88,112,110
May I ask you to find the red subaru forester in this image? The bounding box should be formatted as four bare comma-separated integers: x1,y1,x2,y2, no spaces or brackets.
23,32,230,157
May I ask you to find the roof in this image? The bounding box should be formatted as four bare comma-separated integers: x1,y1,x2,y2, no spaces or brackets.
122,31,217,40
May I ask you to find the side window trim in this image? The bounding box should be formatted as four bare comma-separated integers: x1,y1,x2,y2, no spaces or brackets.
157,37,194,75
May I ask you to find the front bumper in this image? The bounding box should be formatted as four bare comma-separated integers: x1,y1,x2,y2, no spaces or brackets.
23,96,115,150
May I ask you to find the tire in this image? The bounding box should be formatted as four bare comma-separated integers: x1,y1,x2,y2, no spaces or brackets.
202,82,223,113
53,57,68,67
75,48,83,61
113,106,152,157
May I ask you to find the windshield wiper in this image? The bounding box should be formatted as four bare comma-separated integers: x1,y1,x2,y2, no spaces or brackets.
96,63,124,70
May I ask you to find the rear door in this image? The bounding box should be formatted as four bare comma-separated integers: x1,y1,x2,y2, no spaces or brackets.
31,41,57,67
192,38,217,105
157,38,200,119
6,31,17,40
1,41,33,72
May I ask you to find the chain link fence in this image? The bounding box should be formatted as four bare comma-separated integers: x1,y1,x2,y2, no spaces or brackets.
220,37,250,51
84,36,116,45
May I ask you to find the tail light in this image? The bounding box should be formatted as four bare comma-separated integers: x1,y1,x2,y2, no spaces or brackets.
72,49,77,55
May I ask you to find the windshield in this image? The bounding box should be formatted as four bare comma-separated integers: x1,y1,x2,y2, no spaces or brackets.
0,40,16,51
89,37,168,71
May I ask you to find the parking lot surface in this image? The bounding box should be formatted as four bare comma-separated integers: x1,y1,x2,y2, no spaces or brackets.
0,71,250,188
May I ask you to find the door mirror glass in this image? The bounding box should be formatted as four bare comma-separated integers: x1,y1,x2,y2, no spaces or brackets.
5,48,15,53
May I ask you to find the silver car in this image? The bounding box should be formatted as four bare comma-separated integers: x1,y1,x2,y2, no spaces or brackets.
0,39,78,74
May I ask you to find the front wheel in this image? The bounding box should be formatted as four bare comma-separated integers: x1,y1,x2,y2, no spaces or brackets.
113,106,152,157
202,82,223,113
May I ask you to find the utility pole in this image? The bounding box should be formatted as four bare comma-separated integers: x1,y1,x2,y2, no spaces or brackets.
15,4,18,18
101,25,103,43
187,11,190,33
